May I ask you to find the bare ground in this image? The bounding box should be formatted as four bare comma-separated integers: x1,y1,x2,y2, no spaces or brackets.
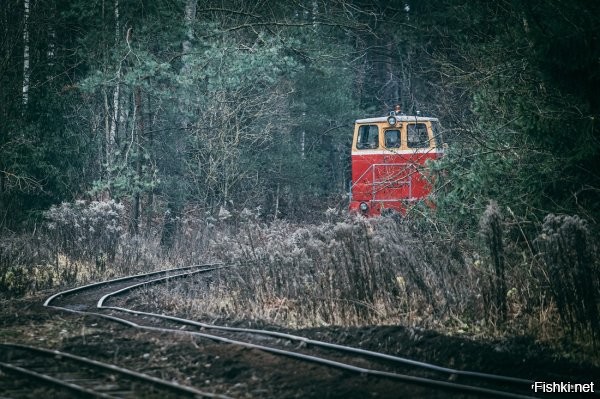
1,293,598,398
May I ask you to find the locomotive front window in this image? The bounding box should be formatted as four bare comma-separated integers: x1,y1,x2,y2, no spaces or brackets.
356,125,379,149
384,130,400,148
407,123,430,148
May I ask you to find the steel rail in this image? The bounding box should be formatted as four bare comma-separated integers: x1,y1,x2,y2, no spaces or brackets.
96,269,534,387
74,308,538,399
79,269,537,398
38,263,238,399
0,343,225,398
96,265,230,308
102,306,533,386
44,262,224,307
0,361,116,398
45,263,543,399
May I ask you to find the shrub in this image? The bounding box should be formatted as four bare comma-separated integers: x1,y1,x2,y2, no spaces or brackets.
479,200,507,324
162,216,472,328
535,214,600,343
45,200,124,278
0,231,55,297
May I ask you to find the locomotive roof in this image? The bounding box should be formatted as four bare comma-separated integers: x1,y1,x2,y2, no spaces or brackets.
355,115,439,124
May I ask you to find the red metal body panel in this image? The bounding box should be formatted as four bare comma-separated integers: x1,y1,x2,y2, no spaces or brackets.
350,151,438,216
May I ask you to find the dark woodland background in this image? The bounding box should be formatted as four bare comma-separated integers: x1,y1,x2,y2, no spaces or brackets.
2,0,599,230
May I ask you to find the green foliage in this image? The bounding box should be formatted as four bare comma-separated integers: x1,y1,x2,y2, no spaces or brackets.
426,0,600,228
2,0,599,234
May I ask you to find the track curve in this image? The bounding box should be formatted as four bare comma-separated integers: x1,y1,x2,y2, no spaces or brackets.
37,263,558,399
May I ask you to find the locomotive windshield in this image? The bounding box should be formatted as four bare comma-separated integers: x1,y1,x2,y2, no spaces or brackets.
356,125,379,149
384,129,401,148
407,123,429,148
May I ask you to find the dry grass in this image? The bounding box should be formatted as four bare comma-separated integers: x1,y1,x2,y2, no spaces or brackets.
534,214,600,345
1,201,182,297
140,213,599,362
2,200,598,360
144,217,479,330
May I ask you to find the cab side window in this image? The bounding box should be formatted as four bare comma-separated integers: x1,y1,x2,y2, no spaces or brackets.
384,129,400,148
407,123,430,148
356,125,379,149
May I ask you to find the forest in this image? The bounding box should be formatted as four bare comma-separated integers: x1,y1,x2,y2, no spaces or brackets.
1,0,599,357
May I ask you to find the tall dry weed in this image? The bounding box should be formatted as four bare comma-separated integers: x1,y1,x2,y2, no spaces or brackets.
535,214,600,344
0,231,54,296
479,200,507,324
179,216,473,328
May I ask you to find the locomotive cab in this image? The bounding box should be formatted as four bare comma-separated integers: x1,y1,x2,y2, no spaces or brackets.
349,109,443,216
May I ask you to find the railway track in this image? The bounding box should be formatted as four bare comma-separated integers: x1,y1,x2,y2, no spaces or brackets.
0,343,225,398
43,263,228,312
33,262,569,398
1,263,231,398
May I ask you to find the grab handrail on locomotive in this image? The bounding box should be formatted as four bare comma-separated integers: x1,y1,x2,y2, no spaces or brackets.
349,106,444,216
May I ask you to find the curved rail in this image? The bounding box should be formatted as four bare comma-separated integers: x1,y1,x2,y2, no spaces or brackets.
94,266,541,398
43,263,564,399
101,306,531,386
44,262,224,307
77,310,538,399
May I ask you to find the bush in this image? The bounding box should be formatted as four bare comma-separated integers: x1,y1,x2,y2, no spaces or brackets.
161,216,472,328
0,231,55,297
45,200,124,277
535,214,600,343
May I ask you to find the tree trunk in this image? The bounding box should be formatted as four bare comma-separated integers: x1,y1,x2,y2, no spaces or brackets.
301,128,305,160
160,0,196,248
145,91,154,230
274,182,280,221
181,0,196,75
46,1,55,64
0,171,5,227
22,0,30,109
103,90,110,195
108,83,120,174
107,0,120,181
384,41,399,110
131,88,143,235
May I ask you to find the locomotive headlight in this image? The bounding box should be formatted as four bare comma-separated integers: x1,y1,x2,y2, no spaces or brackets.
387,116,397,126
359,202,369,212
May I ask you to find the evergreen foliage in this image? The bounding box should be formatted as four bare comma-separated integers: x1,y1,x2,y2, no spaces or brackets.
421,0,600,227
1,0,599,231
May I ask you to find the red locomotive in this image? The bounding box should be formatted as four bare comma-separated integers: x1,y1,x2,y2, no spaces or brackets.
349,107,444,216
